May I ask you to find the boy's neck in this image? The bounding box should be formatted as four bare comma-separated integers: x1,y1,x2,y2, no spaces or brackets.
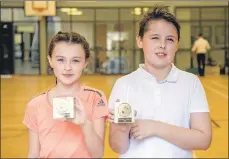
143,63,172,82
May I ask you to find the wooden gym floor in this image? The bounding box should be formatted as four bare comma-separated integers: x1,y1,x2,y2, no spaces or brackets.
1,72,228,158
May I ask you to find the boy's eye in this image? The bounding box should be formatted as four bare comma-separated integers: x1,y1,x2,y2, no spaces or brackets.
167,38,174,42
152,37,159,39
73,59,79,63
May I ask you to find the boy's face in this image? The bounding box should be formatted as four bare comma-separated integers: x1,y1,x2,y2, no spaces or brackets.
136,19,179,69
48,42,88,86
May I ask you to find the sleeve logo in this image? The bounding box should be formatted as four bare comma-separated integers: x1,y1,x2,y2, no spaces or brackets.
97,99,105,106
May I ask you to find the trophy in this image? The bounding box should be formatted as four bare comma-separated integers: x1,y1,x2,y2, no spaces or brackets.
53,97,75,119
114,99,135,123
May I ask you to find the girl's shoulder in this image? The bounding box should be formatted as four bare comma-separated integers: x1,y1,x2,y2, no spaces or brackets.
82,85,105,98
27,90,48,106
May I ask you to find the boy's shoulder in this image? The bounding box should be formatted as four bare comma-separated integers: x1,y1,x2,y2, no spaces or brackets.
176,68,199,81
114,70,139,85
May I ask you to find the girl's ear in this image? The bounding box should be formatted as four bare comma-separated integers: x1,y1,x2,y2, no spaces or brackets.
47,55,53,68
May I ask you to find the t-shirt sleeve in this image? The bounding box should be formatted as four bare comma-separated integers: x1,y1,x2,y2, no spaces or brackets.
108,78,128,110
92,91,109,120
189,76,210,113
22,100,38,133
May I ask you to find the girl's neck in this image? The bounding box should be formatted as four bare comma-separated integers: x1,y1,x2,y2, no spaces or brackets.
53,82,83,97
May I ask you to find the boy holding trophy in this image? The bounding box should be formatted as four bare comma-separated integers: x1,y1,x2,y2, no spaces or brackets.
108,5,212,158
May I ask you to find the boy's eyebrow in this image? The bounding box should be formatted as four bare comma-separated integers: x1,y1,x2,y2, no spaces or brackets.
167,35,177,39
150,33,160,36
149,34,177,39
55,56,82,58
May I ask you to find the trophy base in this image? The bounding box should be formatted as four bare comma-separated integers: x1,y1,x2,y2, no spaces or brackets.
114,117,134,123
53,97,75,119
114,100,135,124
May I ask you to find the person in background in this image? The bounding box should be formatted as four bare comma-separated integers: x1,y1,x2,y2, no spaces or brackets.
192,33,211,76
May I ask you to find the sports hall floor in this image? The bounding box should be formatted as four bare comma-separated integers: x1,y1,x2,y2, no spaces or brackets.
1,67,228,158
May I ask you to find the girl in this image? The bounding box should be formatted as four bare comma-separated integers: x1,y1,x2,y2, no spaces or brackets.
23,31,108,158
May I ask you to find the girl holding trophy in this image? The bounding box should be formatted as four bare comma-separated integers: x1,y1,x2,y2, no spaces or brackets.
23,32,108,158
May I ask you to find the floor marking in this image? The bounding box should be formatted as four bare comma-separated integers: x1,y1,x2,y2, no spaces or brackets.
203,84,228,99
211,119,220,128
193,152,197,158
211,81,228,90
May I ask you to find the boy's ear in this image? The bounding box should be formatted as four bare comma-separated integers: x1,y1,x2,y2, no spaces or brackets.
176,41,180,52
136,36,143,49
84,59,89,68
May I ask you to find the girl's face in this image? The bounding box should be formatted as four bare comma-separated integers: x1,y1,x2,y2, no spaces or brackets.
48,42,88,86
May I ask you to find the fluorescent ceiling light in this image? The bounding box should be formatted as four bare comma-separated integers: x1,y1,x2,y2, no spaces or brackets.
61,8,78,12
141,1,164,2
143,7,149,12
68,11,83,15
70,1,96,2
60,8,83,15
131,7,149,15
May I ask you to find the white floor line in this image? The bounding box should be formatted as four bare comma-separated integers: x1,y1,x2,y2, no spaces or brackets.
204,84,228,99
193,152,197,158
1,75,13,78
211,81,228,90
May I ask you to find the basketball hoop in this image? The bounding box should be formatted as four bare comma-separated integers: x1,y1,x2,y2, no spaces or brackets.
31,1,47,20
34,7,45,13
36,15,43,21
33,7,44,20
32,1,47,14
24,1,56,17
32,7,45,20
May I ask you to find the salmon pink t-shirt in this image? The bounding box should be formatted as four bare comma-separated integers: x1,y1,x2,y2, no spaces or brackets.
23,85,108,158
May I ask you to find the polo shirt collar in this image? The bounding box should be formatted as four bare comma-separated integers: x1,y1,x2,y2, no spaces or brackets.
137,63,179,83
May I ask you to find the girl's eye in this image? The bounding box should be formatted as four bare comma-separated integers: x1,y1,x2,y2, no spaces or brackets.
57,59,64,62
152,37,159,40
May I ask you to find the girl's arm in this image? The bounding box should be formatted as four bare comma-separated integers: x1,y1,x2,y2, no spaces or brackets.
80,118,106,158
28,130,40,158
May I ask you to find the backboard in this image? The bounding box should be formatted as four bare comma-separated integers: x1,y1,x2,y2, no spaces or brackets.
24,1,56,17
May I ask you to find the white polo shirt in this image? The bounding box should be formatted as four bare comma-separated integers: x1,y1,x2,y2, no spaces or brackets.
108,63,209,158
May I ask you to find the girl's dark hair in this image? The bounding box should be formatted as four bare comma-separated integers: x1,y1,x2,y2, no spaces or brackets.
48,31,90,59
138,5,181,41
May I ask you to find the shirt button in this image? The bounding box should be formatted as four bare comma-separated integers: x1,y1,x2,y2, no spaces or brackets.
155,88,160,95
